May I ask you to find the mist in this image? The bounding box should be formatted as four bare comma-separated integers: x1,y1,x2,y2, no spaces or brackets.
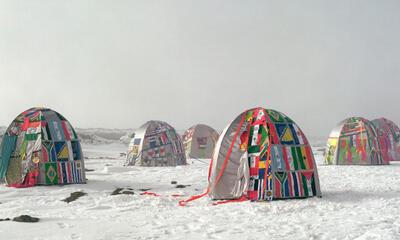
1,0,399,139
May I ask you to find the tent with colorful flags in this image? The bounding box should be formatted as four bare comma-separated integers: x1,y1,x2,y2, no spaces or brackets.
371,118,400,162
325,117,387,165
182,124,219,159
0,107,85,188
180,107,321,205
126,120,186,167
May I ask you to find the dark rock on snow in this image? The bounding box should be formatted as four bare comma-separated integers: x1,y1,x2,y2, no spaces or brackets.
121,191,134,195
62,191,87,203
139,188,151,192
111,188,134,195
13,215,39,223
111,188,124,195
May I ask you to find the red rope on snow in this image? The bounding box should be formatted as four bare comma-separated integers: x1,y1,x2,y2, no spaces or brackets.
140,191,160,197
178,191,209,207
179,113,248,207
171,194,185,198
139,192,186,198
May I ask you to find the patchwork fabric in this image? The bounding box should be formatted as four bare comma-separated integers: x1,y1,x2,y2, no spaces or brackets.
246,108,273,201
326,117,387,165
274,171,317,198
371,118,400,162
71,141,82,160
5,155,23,186
45,162,58,184
252,109,318,200
0,135,18,179
276,124,293,145
55,142,69,161
126,121,186,166
265,109,285,122
42,160,84,185
210,107,320,201
42,141,57,162
0,107,85,187
182,124,219,159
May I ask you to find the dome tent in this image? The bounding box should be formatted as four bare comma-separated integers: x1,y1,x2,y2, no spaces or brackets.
126,120,186,166
182,124,219,159
371,118,400,162
186,107,321,202
0,108,85,188
325,117,386,165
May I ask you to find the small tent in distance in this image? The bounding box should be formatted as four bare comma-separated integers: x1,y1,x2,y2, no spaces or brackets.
126,120,186,167
182,124,219,159
206,107,321,201
371,117,400,162
0,107,85,188
325,117,387,165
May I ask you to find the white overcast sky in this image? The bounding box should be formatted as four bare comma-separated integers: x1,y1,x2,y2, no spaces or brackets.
0,0,399,138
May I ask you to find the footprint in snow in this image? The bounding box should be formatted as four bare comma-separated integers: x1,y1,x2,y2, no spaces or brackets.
71,233,81,240
57,222,73,229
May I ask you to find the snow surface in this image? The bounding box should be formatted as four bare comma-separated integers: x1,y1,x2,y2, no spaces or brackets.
1,141,400,240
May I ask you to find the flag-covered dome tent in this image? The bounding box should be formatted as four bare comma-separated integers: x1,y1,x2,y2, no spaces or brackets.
183,107,321,203
371,118,400,162
0,108,85,188
182,124,219,159
126,120,186,166
325,117,387,165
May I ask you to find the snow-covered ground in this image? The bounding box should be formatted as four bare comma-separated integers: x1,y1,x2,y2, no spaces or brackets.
1,141,400,240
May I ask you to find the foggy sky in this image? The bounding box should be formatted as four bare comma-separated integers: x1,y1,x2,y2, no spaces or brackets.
0,0,399,139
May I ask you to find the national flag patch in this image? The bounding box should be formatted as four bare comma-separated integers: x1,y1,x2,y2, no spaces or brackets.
45,163,58,184
55,142,69,161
